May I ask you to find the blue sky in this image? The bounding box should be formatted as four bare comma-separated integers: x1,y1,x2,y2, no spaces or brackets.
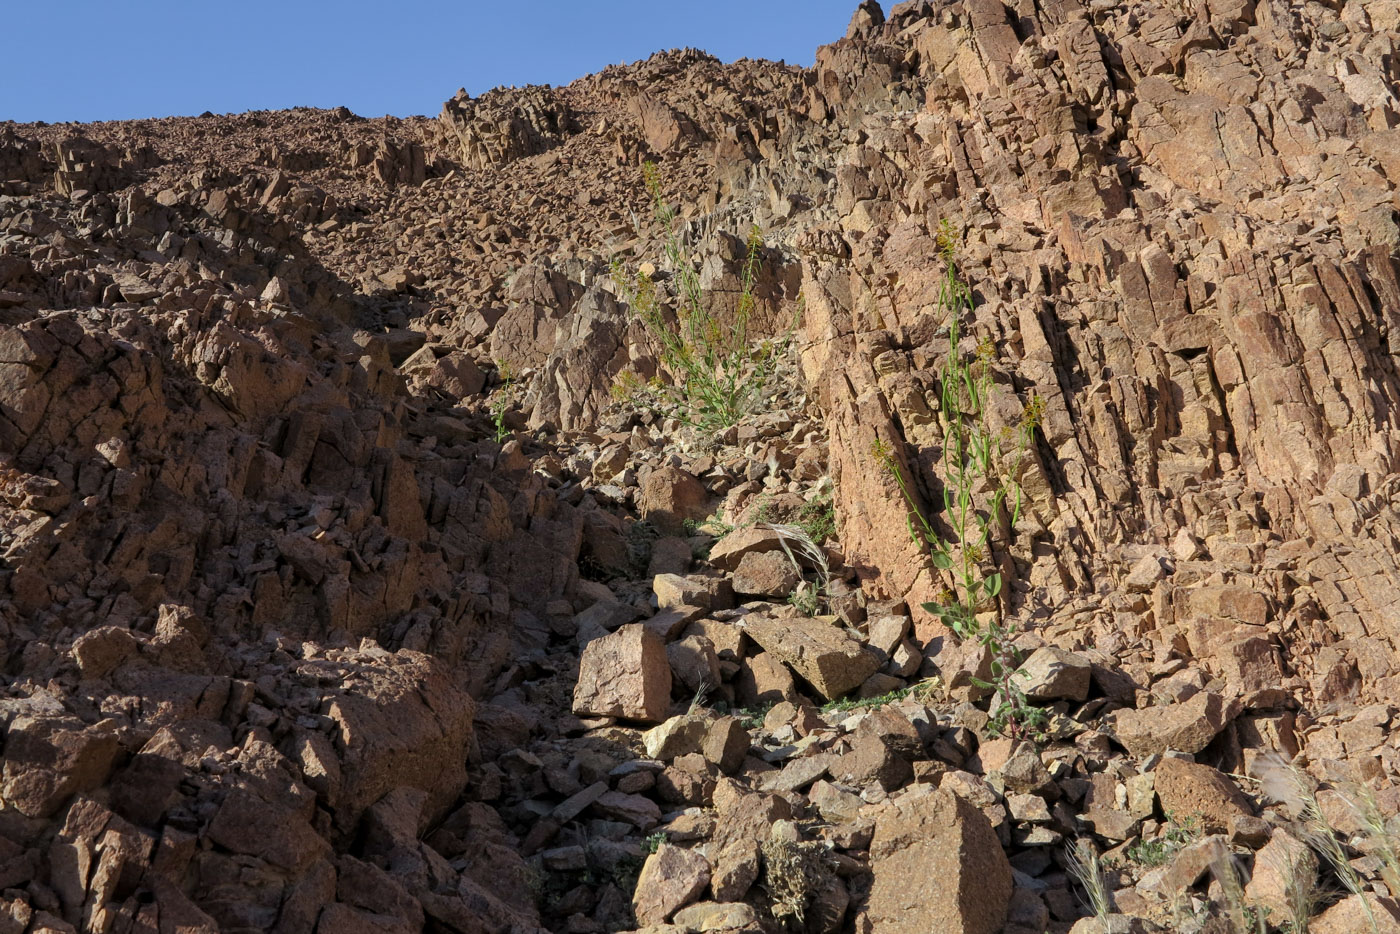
2,1,864,124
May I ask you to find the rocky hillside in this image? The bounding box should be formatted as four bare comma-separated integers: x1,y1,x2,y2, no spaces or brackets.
1,0,1399,932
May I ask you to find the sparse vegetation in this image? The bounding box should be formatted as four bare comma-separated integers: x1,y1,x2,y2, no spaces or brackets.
872,219,1044,741
610,161,788,430
819,679,937,715
1124,815,1201,868
491,360,517,443
1066,839,1112,931
794,486,836,544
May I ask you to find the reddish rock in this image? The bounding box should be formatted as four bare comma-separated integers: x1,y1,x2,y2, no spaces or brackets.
573,624,673,723
633,844,711,925
741,616,879,700
865,786,1012,934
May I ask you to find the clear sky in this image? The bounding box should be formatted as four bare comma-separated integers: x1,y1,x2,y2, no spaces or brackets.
2,0,865,124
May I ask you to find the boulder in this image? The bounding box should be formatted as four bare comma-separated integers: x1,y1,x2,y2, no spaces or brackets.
865,786,1012,934
633,844,711,926
1152,757,1255,834
1107,692,1240,756
573,624,672,722
640,467,709,536
1014,647,1093,702
707,526,787,571
741,616,879,700
731,551,800,598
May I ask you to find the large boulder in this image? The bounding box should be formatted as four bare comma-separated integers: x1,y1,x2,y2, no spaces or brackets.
863,786,1012,934
572,624,673,722
741,615,879,700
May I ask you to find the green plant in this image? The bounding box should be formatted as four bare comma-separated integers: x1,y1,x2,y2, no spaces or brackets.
794,487,836,544
764,521,831,613
787,582,821,616
644,832,668,854
872,220,1043,740
610,162,785,430
1124,815,1201,868
1065,840,1112,931
491,360,516,443
819,681,934,714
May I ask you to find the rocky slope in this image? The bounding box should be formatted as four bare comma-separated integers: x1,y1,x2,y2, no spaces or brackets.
1,0,1399,932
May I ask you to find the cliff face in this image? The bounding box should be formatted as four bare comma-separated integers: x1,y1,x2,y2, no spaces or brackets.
0,1,1398,932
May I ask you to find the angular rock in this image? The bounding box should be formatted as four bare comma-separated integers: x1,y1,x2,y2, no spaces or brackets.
731,550,800,598
1014,647,1093,702
866,786,1012,934
1108,692,1240,757
633,844,711,926
573,624,672,723
1152,757,1255,834
741,616,879,700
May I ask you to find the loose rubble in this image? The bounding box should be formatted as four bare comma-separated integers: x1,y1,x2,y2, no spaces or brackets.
1,0,1399,932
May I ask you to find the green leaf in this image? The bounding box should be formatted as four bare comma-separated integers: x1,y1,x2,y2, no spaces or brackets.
931,552,954,570
986,572,1002,598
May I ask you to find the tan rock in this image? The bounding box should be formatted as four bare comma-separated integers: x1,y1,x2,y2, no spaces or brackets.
1245,828,1317,919
865,786,1012,934
1014,646,1092,701
1311,895,1400,934
640,467,710,536
1152,757,1254,834
741,616,879,700
707,527,787,571
633,844,712,926
573,624,673,723
731,550,800,598
1108,692,1240,756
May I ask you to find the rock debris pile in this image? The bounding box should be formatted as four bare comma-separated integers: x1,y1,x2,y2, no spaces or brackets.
1,0,1399,932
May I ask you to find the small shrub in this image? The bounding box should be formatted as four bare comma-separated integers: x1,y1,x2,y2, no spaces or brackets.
610,162,789,430
794,486,836,544
491,360,517,443
1124,815,1200,868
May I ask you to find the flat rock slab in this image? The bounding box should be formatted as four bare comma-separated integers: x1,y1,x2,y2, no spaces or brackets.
741,616,879,700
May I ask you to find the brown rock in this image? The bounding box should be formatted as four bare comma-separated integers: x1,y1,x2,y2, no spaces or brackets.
1152,757,1255,834
0,717,120,818
640,467,710,536
206,788,331,872
1246,828,1317,919
1311,895,1400,934
866,786,1012,934
731,551,800,598
633,844,711,926
1014,646,1093,702
573,624,672,723
707,527,787,571
733,651,800,707
709,781,792,901
741,616,879,700
1108,692,1240,756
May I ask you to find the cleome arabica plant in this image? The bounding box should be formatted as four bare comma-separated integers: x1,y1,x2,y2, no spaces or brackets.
609,161,786,431
873,219,1045,740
